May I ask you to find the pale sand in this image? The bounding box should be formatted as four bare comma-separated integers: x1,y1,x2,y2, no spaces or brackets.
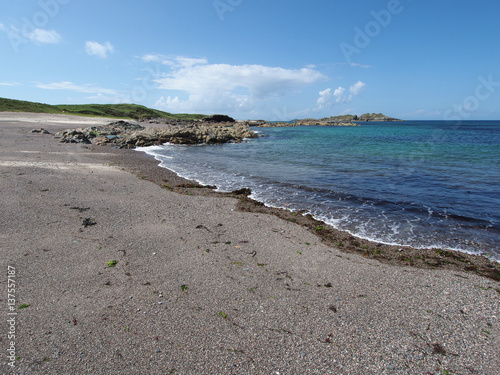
0,113,498,374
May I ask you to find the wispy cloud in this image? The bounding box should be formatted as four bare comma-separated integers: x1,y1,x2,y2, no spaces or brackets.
335,62,373,69
147,55,326,115
36,81,118,96
0,23,61,46
349,62,372,68
28,29,61,44
85,41,114,58
402,109,443,119
142,54,208,68
0,82,21,86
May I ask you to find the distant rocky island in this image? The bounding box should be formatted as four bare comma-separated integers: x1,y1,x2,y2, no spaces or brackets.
255,120,360,127
324,113,403,122
251,113,402,127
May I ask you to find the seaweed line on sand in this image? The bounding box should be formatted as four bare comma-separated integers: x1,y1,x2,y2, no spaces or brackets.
89,143,499,282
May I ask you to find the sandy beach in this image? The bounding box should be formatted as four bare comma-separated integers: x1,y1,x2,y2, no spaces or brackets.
1,113,499,374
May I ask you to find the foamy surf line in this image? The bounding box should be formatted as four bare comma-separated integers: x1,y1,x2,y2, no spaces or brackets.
136,145,500,262
252,192,500,262
136,145,231,191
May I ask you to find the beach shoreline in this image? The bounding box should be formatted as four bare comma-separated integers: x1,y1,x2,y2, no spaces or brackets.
84,121,499,281
1,113,499,374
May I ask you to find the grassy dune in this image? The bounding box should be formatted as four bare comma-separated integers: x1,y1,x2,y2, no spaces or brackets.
0,97,206,120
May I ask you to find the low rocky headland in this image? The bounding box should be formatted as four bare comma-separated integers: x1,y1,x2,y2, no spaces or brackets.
53,119,258,148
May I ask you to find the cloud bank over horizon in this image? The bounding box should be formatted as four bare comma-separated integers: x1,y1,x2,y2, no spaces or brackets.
31,53,370,119
146,55,328,117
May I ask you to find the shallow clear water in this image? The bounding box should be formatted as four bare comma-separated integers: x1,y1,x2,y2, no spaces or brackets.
138,121,500,260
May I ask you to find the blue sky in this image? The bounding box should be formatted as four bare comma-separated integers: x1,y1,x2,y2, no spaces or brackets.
1,0,499,120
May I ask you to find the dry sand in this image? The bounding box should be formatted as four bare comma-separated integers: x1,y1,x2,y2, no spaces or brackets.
0,113,498,374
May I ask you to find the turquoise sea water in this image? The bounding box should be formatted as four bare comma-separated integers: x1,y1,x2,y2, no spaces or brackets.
139,121,500,260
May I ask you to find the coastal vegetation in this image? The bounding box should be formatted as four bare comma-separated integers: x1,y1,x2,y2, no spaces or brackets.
1,97,401,124
0,97,205,121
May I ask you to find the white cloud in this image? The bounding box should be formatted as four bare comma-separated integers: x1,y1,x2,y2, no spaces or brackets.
156,64,323,97
334,87,347,103
141,54,208,68
36,81,118,96
317,86,347,108
317,88,332,108
147,56,326,115
85,41,114,58
316,81,366,109
349,81,366,96
28,29,61,44
141,54,172,65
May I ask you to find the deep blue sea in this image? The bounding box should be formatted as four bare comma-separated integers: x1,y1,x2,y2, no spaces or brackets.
139,121,500,261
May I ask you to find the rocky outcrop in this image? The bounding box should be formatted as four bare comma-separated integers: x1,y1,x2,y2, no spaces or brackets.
55,130,92,144
124,123,256,147
256,120,359,127
324,113,403,122
202,114,236,123
358,113,402,121
54,121,146,145
31,128,51,134
54,120,258,148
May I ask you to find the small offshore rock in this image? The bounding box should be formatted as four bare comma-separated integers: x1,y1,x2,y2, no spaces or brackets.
32,128,51,134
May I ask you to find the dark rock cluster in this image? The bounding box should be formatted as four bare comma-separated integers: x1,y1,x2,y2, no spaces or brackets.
202,114,236,123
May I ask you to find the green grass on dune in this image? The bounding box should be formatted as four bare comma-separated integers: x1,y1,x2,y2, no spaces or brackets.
0,97,62,114
0,97,206,120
